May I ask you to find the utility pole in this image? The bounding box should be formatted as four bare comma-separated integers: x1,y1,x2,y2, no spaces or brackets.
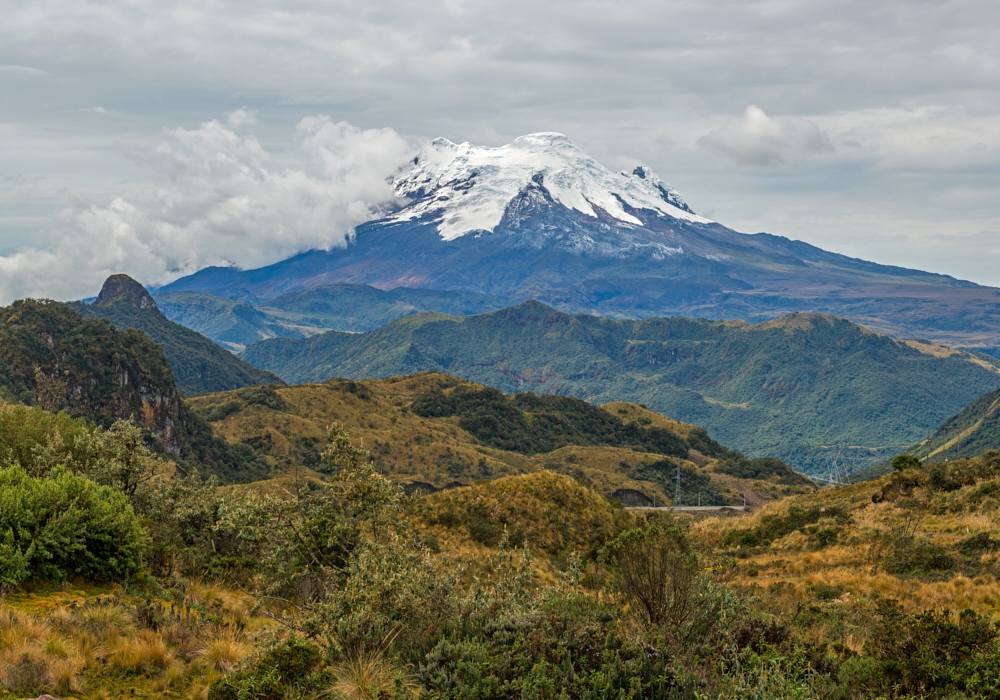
675,462,681,509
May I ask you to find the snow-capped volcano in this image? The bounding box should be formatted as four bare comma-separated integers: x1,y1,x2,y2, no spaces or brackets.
164,130,1000,354
388,132,711,240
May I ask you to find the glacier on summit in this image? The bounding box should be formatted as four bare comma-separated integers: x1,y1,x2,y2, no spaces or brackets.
387,132,711,240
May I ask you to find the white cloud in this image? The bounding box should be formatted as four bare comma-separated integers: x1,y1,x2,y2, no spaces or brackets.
1,0,1000,285
698,106,833,167
0,115,413,303
0,65,50,77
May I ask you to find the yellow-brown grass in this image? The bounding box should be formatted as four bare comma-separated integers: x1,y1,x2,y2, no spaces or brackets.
695,465,1000,631
0,582,274,699
189,373,799,509
199,629,251,672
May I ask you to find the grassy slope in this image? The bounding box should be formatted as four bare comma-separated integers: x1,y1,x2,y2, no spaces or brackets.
187,373,814,506
693,454,1000,621
240,302,1000,476
73,275,281,395
909,386,1000,463
850,382,1000,484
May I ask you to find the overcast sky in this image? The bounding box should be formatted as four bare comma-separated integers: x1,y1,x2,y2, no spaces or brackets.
1,0,999,301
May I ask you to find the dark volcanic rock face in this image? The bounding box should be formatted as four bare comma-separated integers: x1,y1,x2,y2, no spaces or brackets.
95,273,159,310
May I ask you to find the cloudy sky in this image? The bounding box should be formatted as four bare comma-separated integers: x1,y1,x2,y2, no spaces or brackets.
1,0,999,301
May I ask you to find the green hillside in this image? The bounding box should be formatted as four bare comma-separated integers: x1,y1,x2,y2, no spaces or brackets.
187,373,813,505
73,275,281,395
910,385,1000,463
240,302,1000,475
153,283,514,350
0,297,268,482
152,291,304,351
0,298,181,451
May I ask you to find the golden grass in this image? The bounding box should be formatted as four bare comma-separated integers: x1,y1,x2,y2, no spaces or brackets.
0,582,275,699
189,373,798,510
693,462,1000,642
324,640,420,700
101,628,174,675
199,629,251,672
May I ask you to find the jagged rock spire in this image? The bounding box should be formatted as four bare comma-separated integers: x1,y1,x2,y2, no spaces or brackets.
94,274,158,310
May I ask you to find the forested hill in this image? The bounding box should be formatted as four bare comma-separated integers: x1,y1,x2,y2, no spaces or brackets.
72,275,281,395
188,372,814,505
906,385,1000,464
240,301,1000,476
0,298,184,452
0,297,270,482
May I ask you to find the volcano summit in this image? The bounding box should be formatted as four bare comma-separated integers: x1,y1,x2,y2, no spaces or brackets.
162,133,1000,352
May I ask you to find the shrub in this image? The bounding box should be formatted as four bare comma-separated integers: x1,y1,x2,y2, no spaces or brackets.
200,400,243,423
724,505,848,548
0,465,149,587
238,385,287,411
411,386,697,458
864,601,1000,697
714,454,807,486
891,454,922,472
419,595,686,699
208,637,324,700
603,526,719,643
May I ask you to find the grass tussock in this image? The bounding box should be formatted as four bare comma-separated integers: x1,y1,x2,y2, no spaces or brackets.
0,581,272,699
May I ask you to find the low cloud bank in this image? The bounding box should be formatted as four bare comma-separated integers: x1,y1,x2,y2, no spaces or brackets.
0,111,413,303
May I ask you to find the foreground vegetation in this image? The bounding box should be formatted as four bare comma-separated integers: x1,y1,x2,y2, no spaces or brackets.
9,393,1000,699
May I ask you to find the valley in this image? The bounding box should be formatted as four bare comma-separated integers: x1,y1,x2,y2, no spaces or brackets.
239,300,1000,476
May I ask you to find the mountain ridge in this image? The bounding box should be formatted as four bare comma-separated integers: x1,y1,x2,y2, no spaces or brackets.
158,133,1000,350
238,300,1000,475
73,275,282,394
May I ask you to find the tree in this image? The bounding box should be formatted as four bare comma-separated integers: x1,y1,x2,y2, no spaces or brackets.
892,454,922,472
603,525,719,644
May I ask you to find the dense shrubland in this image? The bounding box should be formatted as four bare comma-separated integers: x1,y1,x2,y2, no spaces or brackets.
7,406,1000,698
411,384,723,459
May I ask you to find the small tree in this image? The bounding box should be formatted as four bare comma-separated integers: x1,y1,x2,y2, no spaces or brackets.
604,525,718,644
892,454,922,472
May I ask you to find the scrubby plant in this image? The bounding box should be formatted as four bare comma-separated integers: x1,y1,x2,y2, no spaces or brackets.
892,454,922,472
602,525,721,645
0,465,149,587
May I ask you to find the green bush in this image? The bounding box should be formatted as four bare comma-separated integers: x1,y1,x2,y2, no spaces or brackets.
891,454,922,472
724,505,848,548
862,601,1000,697
238,385,287,411
0,404,98,475
199,400,243,422
0,465,149,587
714,454,806,486
412,386,698,458
419,596,688,699
208,637,324,700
